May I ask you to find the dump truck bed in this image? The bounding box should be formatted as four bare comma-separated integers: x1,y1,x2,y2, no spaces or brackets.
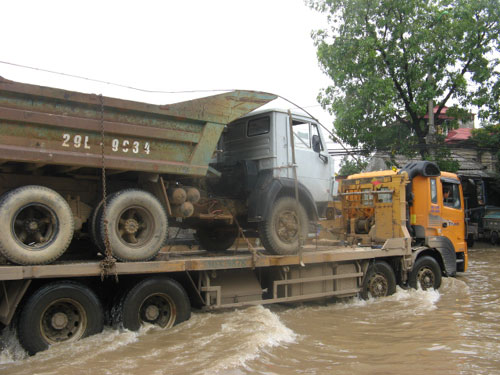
0,77,276,176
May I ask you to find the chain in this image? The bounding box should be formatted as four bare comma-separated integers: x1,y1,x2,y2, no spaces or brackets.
98,94,117,281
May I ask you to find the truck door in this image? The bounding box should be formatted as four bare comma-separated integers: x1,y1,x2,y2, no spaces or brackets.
288,118,333,204
440,178,467,255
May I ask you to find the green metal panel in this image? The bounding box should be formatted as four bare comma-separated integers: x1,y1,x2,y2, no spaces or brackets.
0,76,277,176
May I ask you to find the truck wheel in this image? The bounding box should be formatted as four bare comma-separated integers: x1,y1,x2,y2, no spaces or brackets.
89,199,105,253
258,196,308,255
360,261,396,299
117,277,191,331
491,231,499,245
18,281,104,355
195,225,239,251
100,189,167,261
409,256,442,290
0,186,74,265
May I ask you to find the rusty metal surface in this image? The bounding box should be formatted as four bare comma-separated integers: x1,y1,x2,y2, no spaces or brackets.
0,77,277,176
0,245,409,281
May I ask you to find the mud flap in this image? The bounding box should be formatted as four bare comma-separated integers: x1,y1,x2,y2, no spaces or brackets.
425,236,457,276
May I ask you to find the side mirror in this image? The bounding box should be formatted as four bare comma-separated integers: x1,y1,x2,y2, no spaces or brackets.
312,135,321,153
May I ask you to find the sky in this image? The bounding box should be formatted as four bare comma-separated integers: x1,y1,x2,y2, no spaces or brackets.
0,0,339,157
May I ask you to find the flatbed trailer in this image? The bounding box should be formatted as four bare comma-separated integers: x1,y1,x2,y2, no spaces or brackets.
0,240,412,355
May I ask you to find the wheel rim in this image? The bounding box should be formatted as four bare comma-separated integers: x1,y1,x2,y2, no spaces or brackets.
40,298,87,344
116,206,154,247
416,267,435,290
275,209,299,244
13,203,58,250
138,293,176,328
367,273,389,297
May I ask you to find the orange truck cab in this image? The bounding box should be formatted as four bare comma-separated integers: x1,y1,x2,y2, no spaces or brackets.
350,161,468,275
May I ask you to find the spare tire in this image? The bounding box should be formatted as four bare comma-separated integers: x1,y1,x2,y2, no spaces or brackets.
0,185,74,265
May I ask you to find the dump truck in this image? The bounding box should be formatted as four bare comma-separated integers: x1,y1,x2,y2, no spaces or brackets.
0,77,338,265
0,78,467,355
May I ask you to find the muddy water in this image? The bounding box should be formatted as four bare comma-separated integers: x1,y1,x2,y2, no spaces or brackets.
1,244,500,375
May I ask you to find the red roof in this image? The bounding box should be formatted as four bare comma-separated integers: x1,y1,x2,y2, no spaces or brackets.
445,128,472,143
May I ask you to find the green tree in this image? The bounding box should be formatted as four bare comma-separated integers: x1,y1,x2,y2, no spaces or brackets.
337,156,368,175
310,0,500,164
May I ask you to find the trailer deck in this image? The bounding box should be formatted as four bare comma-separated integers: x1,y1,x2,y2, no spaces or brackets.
0,242,410,281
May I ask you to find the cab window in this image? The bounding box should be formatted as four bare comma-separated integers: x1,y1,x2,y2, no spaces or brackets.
292,120,310,149
442,181,461,209
247,116,270,137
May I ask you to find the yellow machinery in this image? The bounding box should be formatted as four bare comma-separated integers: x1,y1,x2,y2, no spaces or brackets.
326,161,467,276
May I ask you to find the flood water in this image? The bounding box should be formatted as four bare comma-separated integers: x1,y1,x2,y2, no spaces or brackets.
1,244,500,375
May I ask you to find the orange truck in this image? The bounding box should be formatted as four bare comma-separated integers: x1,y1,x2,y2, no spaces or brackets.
337,161,467,289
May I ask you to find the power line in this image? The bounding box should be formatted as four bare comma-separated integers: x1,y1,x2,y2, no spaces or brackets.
0,60,232,94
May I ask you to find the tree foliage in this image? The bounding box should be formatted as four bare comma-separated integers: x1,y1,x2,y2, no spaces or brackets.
337,156,368,175
310,0,500,161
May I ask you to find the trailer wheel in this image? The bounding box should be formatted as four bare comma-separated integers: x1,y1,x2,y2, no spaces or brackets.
259,196,308,255
117,277,191,331
491,231,499,245
100,189,167,261
409,256,442,290
0,186,74,265
195,225,239,251
360,261,396,299
18,281,104,355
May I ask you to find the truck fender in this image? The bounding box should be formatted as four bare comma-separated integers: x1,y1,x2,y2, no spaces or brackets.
423,236,457,276
247,171,319,222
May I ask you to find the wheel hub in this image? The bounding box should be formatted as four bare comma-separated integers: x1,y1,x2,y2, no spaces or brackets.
417,268,435,289
51,312,69,330
124,219,139,234
144,304,160,321
25,219,40,233
277,211,299,242
368,274,388,297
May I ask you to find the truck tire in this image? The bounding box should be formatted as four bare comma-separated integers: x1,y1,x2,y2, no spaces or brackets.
360,261,396,299
409,256,442,290
117,277,191,331
258,196,308,255
195,225,239,251
100,189,167,262
89,199,105,253
18,281,104,355
490,231,499,245
0,186,74,265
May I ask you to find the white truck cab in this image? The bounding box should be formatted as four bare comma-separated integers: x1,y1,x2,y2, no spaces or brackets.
210,109,335,254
